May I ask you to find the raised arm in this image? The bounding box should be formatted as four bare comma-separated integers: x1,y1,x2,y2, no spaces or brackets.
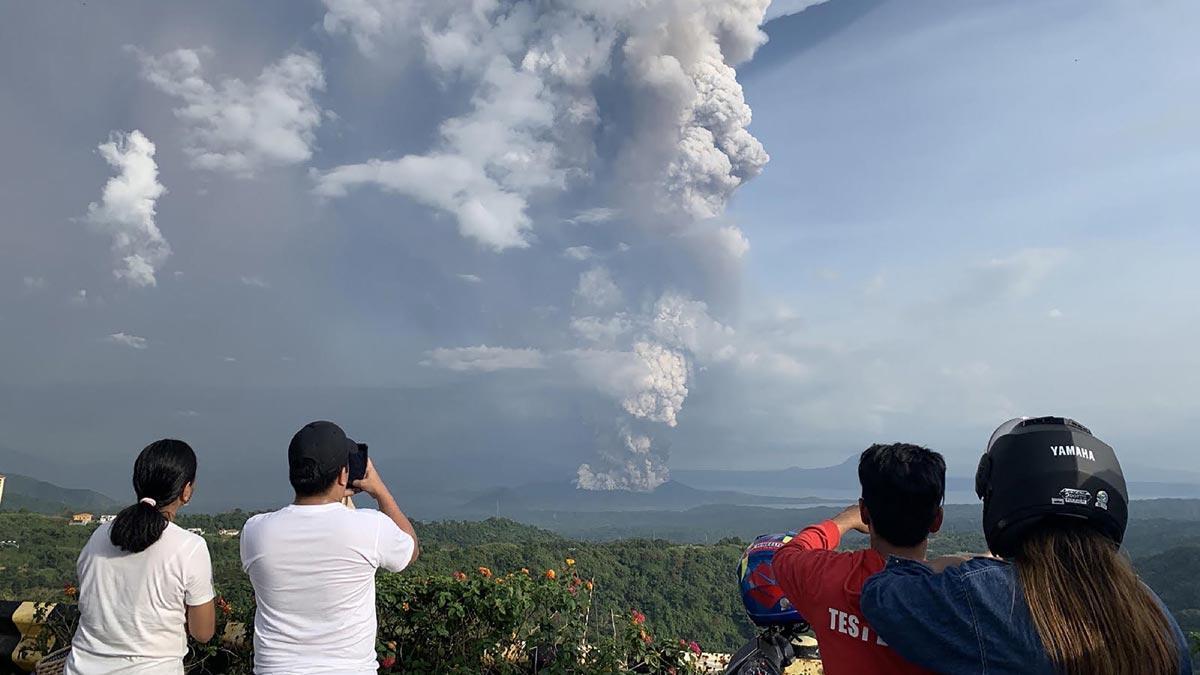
773,505,869,603
354,458,420,565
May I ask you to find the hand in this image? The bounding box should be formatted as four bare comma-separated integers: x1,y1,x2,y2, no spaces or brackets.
832,504,870,535
352,458,390,500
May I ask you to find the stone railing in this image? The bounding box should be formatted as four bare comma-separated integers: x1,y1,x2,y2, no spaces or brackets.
0,600,77,672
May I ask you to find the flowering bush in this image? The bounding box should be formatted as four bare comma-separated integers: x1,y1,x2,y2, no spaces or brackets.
41,564,702,674
375,563,701,674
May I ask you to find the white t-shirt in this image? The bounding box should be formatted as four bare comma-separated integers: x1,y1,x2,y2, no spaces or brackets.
66,522,214,675
240,503,415,675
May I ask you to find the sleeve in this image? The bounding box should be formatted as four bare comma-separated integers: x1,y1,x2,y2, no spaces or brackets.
1145,584,1194,675
373,512,416,573
239,517,254,573
184,540,216,606
860,558,983,674
772,520,842,606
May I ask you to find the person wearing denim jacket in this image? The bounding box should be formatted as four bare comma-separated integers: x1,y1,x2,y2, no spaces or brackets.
860,416,1192,675
860,555,1192,675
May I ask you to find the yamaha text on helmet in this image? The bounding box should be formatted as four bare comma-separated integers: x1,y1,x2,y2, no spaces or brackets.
974,416,1128,558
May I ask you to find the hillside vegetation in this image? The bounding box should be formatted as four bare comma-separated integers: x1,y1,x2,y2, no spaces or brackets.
5,510,1200,656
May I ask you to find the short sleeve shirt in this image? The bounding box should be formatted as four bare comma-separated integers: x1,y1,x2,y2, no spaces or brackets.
240,503,416,675
67,522,214,675
772,521,937,675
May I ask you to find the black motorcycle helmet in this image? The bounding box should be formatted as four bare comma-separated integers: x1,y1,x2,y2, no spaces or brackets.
975,416,1128,558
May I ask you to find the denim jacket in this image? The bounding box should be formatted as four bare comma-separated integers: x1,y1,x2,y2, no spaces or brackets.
859,557,1192,675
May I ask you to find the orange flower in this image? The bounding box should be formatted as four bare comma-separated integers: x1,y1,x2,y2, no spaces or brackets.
584,580,594,591
401,602,410,612
453,571,468,582
640,629,652,644
478,566,493,578
63,584,78,598
545,569,557,580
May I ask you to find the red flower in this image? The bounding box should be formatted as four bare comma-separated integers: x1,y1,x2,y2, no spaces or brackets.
689,641,702,655
216,596,232,615
379,655,396,669
631,610,646,625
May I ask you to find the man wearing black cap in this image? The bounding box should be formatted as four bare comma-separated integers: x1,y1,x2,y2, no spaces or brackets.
240,421,420,675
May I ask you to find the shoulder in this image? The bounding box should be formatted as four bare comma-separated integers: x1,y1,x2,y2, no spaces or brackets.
165,523,208,551
947,557,1014,582
81,522,114,553
350,507,395,528
242,509,287,532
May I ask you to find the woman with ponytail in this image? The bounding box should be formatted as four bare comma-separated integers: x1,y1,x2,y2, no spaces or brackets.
65,439,215,674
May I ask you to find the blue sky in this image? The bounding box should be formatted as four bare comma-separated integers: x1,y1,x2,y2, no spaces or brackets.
1,0,1197,508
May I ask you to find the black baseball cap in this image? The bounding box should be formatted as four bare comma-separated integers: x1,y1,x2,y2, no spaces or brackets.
288,421,362,476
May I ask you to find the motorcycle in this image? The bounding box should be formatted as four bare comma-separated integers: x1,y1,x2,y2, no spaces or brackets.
724,532,819,675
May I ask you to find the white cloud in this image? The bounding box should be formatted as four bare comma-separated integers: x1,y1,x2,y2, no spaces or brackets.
574,267,622,309
765,0,833,21
107,332,148,349
22,276,46,292
84,130,170,287
239,275,269,288
422,345,547,372
321,0,413,56
314,153,532,251
70,289,89,307
571,314,632,346
569,208,619,225
651,292,738,363
982,248,1066,299
1048,308,1064,319
223,356,237,362
135,47,325,176
457,273,482,283
938,248,1068,312
563,245,595,261
718,225,751,259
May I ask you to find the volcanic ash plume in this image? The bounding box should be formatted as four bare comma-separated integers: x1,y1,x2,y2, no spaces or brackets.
621,341,690,427
576,424,671,491
317,0,772,248
318,0,777,490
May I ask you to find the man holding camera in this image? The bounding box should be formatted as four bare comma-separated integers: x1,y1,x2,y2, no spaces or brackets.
241,421,420,675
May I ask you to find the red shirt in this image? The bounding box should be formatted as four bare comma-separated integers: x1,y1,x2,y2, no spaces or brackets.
773,520,937,675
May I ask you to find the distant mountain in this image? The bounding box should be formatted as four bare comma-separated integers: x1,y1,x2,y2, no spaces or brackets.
673,456,860,491
0,473,123,514
458,479,824,516
674,455,1200,500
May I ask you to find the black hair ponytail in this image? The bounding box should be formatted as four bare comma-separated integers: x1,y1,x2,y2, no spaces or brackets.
109,439,197,553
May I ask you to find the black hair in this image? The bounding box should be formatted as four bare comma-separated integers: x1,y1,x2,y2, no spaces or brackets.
109,439,197,553
289,457,343,497
858,443,946,547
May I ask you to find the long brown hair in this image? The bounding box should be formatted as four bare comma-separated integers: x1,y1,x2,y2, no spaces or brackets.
1014,520,1178,675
